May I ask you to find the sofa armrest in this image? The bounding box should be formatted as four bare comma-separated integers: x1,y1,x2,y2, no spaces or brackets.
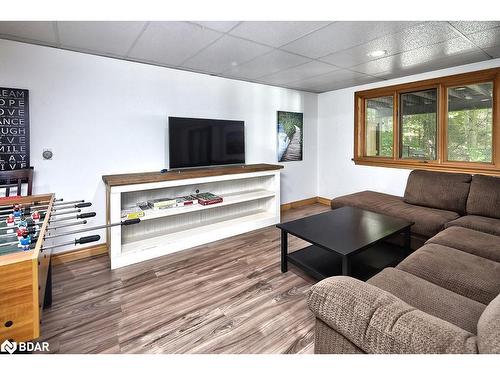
308,276,477,354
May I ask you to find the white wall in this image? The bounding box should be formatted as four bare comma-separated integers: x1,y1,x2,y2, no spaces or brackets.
317,58,500,200
0,39,318,253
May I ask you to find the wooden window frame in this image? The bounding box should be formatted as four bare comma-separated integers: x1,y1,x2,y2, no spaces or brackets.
354,67,500,176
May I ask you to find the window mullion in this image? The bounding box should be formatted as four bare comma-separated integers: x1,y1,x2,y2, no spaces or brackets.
438,84,446,165
393,92,399,160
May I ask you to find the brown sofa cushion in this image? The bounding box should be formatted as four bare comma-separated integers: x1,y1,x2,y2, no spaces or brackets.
308,276,478,353
331,190,459,238
466,174,500,219
478,294,500,353
397,244,500,305
403,170,471,214
445,215,500,237
427,226,500,262
368,268,486,334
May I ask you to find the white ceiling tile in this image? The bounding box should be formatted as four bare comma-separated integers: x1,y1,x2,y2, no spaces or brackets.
320,22,462,68
229,21,330,47
468,26,500,49
389,22,463,51
191,21,240,33
450,21,500,35
0,21,57,44
287,69,373,90
224,50,311,79
58,21,146,56
353,38,486,79
375,51,488,81
128,21,222,66
182,35,272,74
289,72,380,93
320,44,383,68
259,61,338,85
483,45,500,58
281,21,417,58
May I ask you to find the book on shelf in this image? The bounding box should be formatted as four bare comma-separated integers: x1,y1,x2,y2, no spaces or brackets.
175,196,198,206
147,197,177,209
121,206,145,220
193,192,223,206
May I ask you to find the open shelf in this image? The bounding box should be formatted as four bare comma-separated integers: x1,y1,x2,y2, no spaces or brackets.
122,209,274,253
136,189,275,222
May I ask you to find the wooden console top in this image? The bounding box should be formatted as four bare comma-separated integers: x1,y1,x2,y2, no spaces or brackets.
102,163,283,187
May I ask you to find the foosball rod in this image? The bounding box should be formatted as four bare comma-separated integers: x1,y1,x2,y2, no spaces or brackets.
41,235,101,251
0,220,91,240
47,220,88,231
0,234,102,250
0,200,86,213
45,218,141,239
0,202,92,218
0,198,64,211
29,201,89,212
49,212,96,223
0,201,90,215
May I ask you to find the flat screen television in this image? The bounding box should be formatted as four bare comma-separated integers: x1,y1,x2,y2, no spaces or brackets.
168,117,245,169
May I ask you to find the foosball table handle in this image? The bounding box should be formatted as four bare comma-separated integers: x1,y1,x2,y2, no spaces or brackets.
75,202,92,208
77,212,96,219
122,218,141,225
75,235,100,245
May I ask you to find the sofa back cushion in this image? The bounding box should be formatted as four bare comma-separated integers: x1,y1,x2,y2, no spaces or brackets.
477,293,500,353
466,174,500,219
404,170,472,214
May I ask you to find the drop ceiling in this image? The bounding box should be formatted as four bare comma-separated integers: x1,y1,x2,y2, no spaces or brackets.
0,21,499,93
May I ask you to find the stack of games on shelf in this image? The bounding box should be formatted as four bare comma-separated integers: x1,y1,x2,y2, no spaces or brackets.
121,206,145,220
121,192,224,218
175,195,198,207
147,193,222,210
192,192,223,206
148,197,178,209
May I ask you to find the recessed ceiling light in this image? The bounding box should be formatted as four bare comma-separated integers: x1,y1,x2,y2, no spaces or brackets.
455,87,466,91
367,50,387,58
231,61,238,67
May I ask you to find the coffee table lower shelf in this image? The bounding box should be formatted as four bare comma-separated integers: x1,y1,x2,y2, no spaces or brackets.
287,242,406,281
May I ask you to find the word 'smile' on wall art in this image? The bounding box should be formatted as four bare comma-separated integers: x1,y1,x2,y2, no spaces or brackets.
0,87,30,170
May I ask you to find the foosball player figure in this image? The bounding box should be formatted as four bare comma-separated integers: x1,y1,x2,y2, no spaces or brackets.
16,227,28,240
19,233,31,251
13,207,22,220
32,211,41,223
19,216,28,228
6,214,15,226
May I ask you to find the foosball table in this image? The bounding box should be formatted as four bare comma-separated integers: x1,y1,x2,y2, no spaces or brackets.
0,193,140,343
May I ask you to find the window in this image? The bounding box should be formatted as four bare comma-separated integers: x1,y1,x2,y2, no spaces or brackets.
400,89,437,160
365,96,393,157
447,83,493,163
354,68,500,175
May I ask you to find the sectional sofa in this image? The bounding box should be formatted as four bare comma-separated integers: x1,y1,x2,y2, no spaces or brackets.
308,170,500,354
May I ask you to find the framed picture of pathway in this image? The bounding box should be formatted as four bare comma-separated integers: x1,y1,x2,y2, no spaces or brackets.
277,111,303,162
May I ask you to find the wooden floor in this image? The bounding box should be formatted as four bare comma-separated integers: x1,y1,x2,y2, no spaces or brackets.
40,203,330,354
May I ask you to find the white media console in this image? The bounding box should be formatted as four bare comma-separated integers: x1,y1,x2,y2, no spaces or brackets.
103,164,283,269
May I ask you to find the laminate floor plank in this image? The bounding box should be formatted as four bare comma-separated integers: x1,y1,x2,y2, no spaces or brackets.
40,203,330,354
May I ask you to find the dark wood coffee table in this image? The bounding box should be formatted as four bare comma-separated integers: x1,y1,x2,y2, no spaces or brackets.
276,206,413,280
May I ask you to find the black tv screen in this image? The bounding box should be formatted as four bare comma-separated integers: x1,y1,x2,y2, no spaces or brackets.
169,117,245,169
